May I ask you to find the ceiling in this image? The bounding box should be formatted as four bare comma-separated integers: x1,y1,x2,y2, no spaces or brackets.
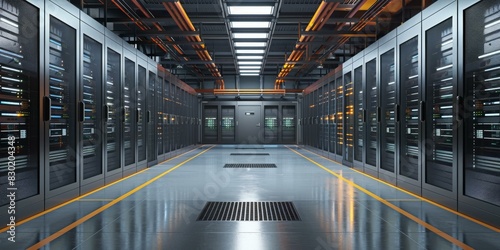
76,0,433,90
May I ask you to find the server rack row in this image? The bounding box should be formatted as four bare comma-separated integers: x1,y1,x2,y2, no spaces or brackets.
0,0,198,223
302,0,500,227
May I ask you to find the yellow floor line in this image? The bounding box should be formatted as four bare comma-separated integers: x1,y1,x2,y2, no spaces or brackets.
0,145,203,233
77,199,116,202
27,145,214,250
287,146,474,250
299,146,500,233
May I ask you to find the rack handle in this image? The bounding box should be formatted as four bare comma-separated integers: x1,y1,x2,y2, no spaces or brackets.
363,109,367,123
79,101,85,122
395,104,400,122
136,108,140,123
44,96,51,121
147,111,151,123
420,101,425,122
456,96,463,122
377,106,381,123
104,105,110,121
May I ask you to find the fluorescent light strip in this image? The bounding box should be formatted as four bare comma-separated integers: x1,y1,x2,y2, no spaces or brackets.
233,33,268,39
238,55,263,60
478,49,500,59
240,70,260,73
231,22,270,28
234,42,267,47
239,66,261,69
228,6,274,15
240,73,259,76
236,49,265,54
485,19,500,29
238,61,262,65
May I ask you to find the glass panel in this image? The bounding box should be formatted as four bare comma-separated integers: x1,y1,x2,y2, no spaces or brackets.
336,76,343,155
106,48,121,172
425,18,454,191
329,79,336,153
124,58,135,166
204,106,218,142
170,85,175,148
400,37,419,180
354,66,364,162
48,17,77,190
221,106,235,142
157,76,163,156
366,59,378,166
322,87,329,151
0,1,39,205
282,106,296,143
163,79,170,153
464,1,500,206
147,71,156,161
344,72,354,162
137,65,146,162
82,36,102,179
380,49,396,172
264,106,278,143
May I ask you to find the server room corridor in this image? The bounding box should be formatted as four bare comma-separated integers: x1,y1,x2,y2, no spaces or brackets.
1,145,499,249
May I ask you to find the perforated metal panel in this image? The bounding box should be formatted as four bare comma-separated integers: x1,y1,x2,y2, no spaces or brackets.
224,164,277,168
197,202,301,221
230,153,270,156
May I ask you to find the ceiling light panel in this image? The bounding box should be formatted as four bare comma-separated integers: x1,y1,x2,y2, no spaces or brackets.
236,49,265,54
239,66,261,69
240,70,260,73
234,42,267,47
233,33,268,39
231,22,270,28
240,73,260,76
238,61,262,65
237,55,263,60
228,6,274,15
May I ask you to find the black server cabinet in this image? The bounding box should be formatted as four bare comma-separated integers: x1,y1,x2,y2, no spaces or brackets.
136,57,147,170
221,106,236,143
264,106,279,143
163,75,171,155
0,0,44,221
203,105,218,143
329,75,336,159
156,74,163,160
353,58,364,171
335,74,344,159
123,46,136,174
321,86,329,153
378,32,397,183
169,84,176,150
147,62,157,167
364,46,379,177
44,1,79,206
79,13,104,193
343,64,354,166
460,0,500,226
397,14,422,194
104,33,123,183
422,0,458,208
282,105,296,143
318,87,325,152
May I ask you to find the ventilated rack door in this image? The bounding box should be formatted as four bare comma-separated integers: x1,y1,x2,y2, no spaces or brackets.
366,59,378,167
282,105,296,143
264,106,279,143
163,79,170,154
354,66,364,163
344,72,354,163
48,16,77,190
147,71,156,163
105,48,121,172
137,65,146,162
82,36,102,179
464,1,500,206
0,0,40,205
400,37,419,180
425,18,454,191
221,106,235,142
329,79,336,154
336,76,344,156
380,49,396,173
124,58,135,166
322,87,330,151
157,76,163,156
203,106,218,142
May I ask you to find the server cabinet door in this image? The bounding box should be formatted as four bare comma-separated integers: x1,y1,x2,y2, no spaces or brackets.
329,77,336,157
379,40,397,182
123,54,136,172
422,2,458,208
460,0,500,226
136,63,147,168
282,105,296,144
156,75,163,158
221,106,236,143
80,22,104,191
264,106,279,143
104,42,122,181
203,106,218,143
343,70,354,166
398,23,422,194
45,2,79,202
163,78,170,154
322,86,330,152
0,0,43,219
147,70,157,166
335,75,344,158
365,52,378,175
353,63,364,170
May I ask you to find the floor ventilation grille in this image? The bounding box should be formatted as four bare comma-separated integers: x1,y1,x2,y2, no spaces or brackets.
230,153,270,156
224,164,277,168
197,202,300,221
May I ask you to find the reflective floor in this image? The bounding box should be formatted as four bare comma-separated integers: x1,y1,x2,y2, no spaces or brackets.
1,145,500,249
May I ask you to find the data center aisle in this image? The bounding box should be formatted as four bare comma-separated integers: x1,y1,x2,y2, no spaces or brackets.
1,145,500,249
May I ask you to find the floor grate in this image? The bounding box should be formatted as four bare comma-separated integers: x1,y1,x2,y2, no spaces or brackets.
234,147,265,149
224,164,277,168
197,202,301,221
230,153,270,156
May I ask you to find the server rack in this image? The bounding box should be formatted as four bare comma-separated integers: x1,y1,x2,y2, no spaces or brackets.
104,30,123,184
378,30,398,184
147,61,157,167
79,11,104,194
353,56,365,171
282,105,296,143
122,45,137,175
44,0,79,207
163,72,171,156
397,13,422,195
335,73,344,160
136,55,148,170
329,73,337,160
322,85,330,153
364,43,379,177
459,0,500,226
422,0,458,208
264,105,279,143
221,106,236,143
0,0,44,221
343,61,354,166
156,73,164,161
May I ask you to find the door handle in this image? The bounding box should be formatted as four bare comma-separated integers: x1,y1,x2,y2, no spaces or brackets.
44,96,51,121
136,108,140,123
363,109,367,123
395,104,400,122
79,101,85,122
104,105,110,121
420,101,425,122
377,106,381,123
456,96,463,122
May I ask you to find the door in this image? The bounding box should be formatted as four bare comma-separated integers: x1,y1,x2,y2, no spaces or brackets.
147,67,157,166
353,61,364,170
221,106,236,143
136,60,147,169
237,105,261,144
282,105,296,144
343,67,354,166
123,48,136,174
264,106,278,143
364,48,378,177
